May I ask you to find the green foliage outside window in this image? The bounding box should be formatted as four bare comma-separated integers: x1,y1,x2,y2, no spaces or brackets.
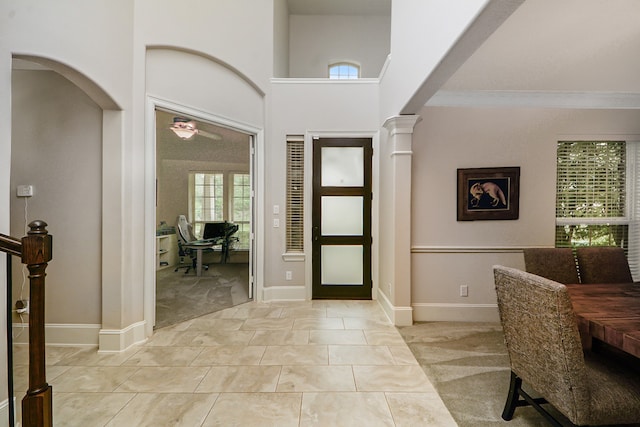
555,141,627,249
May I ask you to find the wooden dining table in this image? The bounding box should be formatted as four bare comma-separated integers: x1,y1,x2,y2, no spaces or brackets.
566,282,640,358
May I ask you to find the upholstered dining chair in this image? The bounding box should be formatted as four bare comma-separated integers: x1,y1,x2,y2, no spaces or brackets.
575,246,633,284
523,248,580,284
493,265,640,426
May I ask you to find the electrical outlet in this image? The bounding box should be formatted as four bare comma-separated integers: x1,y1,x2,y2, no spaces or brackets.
16,299,29,314
460,285,469,297
286,271,292,280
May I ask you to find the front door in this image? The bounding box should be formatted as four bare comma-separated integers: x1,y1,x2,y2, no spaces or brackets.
312,137,372,299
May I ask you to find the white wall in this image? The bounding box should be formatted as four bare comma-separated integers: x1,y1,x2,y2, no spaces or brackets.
268,80,379,298
289,14,390,78
379,0,488,118
411,105,640,321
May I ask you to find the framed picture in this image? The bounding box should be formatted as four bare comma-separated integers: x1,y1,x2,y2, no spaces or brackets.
457,167,520,221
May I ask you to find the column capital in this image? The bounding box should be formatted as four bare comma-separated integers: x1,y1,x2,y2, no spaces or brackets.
383,115,422,137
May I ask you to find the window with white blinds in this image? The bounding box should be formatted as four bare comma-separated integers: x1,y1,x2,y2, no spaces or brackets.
555,140,638,276
286,136,304,252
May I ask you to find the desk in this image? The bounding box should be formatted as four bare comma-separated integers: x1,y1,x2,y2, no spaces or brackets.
184,239,222,276
566,283,640,358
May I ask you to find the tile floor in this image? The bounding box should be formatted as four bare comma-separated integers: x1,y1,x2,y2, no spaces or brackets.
13,300,457,426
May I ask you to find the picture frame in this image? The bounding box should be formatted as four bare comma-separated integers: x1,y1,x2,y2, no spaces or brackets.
457,167,520,221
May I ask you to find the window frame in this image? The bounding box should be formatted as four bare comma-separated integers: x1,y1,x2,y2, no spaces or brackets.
189,170,251,250
328,61,360,80
555,140,640,278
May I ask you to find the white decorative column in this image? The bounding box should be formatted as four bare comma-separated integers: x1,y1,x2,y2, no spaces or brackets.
381,115,421,326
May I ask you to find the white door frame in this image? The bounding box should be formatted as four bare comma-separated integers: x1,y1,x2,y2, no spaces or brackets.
144,96,264,336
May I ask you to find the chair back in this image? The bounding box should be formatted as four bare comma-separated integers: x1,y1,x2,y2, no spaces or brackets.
575,246,632,284
493,265,591,422
523,248,579,284
176,215,197,243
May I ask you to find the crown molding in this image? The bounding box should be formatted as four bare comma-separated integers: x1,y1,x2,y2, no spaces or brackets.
426,90,640,109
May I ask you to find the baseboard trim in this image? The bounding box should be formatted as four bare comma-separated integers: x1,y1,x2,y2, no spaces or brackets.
377,291,414,326
12,323,101,346
412,303,500,322
262,285,307,301
99,321,147,353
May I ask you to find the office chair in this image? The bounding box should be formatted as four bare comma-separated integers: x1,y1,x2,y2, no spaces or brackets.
175,215,213,274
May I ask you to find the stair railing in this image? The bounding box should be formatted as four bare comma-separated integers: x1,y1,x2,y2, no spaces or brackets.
1,220,53,427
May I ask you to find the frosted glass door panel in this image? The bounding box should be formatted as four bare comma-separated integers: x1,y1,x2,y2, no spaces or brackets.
321,245,363,285
321,147,364,187
322,196,363,235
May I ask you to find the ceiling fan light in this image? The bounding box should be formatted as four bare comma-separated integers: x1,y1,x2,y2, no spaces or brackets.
170,117,198,140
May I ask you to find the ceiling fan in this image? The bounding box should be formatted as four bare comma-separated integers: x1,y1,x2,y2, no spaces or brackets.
170,117,222,141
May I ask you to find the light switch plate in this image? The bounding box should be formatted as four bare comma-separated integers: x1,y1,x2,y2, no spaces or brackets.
17,185,33,197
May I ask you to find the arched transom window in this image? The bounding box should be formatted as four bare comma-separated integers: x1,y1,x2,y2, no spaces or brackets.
329,62,360,79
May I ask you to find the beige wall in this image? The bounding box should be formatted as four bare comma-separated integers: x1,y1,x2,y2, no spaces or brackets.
11,70,103,325
410,105,640,321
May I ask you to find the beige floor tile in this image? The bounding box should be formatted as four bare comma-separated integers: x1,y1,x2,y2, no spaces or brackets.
199,306,241,319
343,317,396,330
190,345,266,366
18,300,462,426
184,317,245,331
116,366,209,392
53,392,136,427
309,329,367,345
293,317,345,330
277,365,356,392
385,392,458,427
196,365,281,392
300,392,395,427
45,346,87,365
202,392,302,427
186,330,256,346
240,317,294,330
105,392,219,427
364,329,407,345
329,345,396,365
145,330,201,347
279,307,327,318
261,345,328,365
353,365,437,392
232,306,284,319
388,345,420,365
249,329,309,345
326,302,390,320
12,344,29,365
54,345,140,366
122,346,203,366
51,366,139,392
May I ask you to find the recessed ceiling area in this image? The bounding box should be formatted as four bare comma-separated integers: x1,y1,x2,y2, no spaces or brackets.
155,109,250,162
442,0,640,93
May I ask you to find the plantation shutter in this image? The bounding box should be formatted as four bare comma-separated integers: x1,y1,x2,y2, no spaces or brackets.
286,136,304,252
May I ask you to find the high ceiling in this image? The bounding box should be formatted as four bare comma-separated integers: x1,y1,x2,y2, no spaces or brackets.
443,0,640,93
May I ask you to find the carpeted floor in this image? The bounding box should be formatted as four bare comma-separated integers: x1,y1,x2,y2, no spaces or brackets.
397,322,566,427
155,263,251,329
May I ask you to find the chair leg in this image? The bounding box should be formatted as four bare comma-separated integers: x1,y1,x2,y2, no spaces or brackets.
502,371,567,427
502,371,521,420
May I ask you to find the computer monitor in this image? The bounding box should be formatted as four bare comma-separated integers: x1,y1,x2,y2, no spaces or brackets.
203,222,226,240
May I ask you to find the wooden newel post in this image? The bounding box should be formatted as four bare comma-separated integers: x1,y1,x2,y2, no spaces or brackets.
21,220,53,427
